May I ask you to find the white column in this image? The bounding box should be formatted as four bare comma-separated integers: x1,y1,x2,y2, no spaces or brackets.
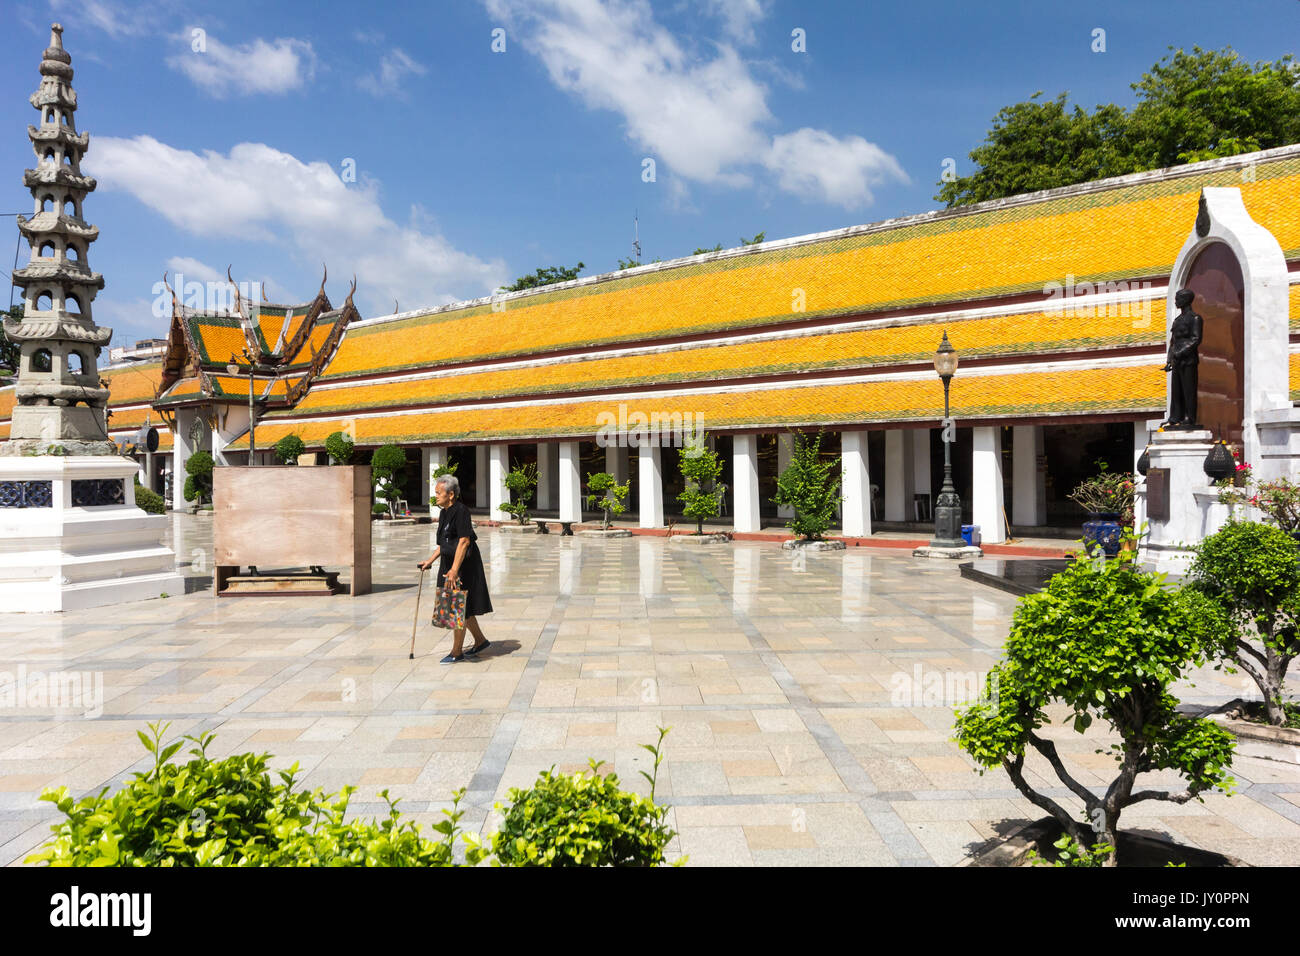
558,442,582,523
1012,425,1045,528
425,446,445,512
536,443,554,510
884,429,912,522
733,433,761,533
489,444,509,519
475,445,488,508
143,450,154,491
776,432,793,518
638,445,664,528
913,430,932,493
972,426,1005,544
841,430,871,537
172,410,192,512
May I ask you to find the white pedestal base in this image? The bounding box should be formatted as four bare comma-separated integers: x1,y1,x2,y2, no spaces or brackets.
0,456,185,613
1138,429,1224,578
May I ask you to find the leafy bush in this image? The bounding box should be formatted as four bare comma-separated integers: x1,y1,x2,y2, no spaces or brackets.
772,432,841,540
25,723,485,867
184,451,214,506
1026,834,1114,867
134,479,165,514
324,430,355,466
490,727,680,867
677,436,726,535
954,549,1235,865
274,434,305,465
371,444,408,516
372,502,388,516
1188,520,1300,726
586,471,629,530
499,462,539,524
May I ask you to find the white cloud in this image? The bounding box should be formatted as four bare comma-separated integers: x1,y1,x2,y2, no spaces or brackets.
701,0,768,45
166,30,316,97
87,136,508,315
485,0,906,208
165,256,224,285
765,128,910,209
358,49,428,98
49,0,159,38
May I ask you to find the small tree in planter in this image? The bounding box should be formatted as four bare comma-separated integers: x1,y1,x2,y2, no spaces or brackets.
954,549,1235,865
772,432,841,540
499,462,539,525
183,451,214,509
1068,460,1135,555
677,437,726,535
324,430,355,466
371,444,408,518
586,471,629,531
274,434,305,465
1188,520,1300,727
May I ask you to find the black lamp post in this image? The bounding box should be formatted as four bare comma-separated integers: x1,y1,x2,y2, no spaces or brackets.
929,331,965,548
228,350,259,466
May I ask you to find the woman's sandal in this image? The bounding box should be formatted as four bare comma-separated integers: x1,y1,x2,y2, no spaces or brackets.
465,640,491,656
439,653,465,664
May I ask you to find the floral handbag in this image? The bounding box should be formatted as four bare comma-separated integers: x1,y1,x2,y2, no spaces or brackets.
431,584,468,630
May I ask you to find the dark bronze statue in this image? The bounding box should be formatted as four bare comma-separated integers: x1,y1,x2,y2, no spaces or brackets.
1163,287,1202,428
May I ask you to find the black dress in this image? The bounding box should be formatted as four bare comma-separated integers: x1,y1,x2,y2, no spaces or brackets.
436,500,493,618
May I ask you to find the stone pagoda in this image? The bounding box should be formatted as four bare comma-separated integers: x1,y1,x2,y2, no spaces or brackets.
2,24,113,457
0,24,182,612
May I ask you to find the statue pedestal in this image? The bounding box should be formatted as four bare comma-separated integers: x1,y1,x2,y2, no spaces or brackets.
1254,405,1300,483
0,455,184,612
1137,429,1227,578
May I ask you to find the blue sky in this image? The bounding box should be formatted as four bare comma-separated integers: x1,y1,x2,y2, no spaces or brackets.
1,0,1297,349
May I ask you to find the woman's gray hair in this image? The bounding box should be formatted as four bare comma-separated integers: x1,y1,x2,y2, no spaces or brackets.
434,474,460,499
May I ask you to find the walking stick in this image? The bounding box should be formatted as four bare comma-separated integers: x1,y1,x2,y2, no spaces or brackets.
408,567,426,659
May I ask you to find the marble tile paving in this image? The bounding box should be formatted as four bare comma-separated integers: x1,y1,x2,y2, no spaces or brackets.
0,514,1296,866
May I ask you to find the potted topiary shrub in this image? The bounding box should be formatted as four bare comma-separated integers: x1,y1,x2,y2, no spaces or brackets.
498,461,539,532
274,433,305,465
370,443,408,518
772,432,843,551
582,471,631,537
183,450,214,513
133,479,166,515
324,430,354,466
954,548,1235,866
1067,460,1135,557
675,434,727,543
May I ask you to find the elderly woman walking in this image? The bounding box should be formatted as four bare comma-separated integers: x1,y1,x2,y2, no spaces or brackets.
418,474,493,662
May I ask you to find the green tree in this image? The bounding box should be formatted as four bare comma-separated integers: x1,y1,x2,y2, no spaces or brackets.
183,451,214,507
274,434,305,465
937,47,1300,206
324,430,354,465
691,243,723,255
1188,521,1300,726
586,471,629,531
499,262,584,292
772,433,842,540
0,303,21,379
371,444,407,517
954,550,1235,865
499,461,539,524
677,438,726,535
429,458,457,507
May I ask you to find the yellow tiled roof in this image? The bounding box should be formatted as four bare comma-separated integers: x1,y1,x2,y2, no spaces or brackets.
230,362,1167,449
278,301,1168,417
321,157,1300,379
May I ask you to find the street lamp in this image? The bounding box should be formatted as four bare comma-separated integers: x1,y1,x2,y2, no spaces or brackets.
228,350,259,466
929,331,965,548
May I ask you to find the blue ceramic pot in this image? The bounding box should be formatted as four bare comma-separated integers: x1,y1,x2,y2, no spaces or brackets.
1082,512,1122,557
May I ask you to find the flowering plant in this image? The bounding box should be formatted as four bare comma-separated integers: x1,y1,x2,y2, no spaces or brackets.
1068,460,1136,526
